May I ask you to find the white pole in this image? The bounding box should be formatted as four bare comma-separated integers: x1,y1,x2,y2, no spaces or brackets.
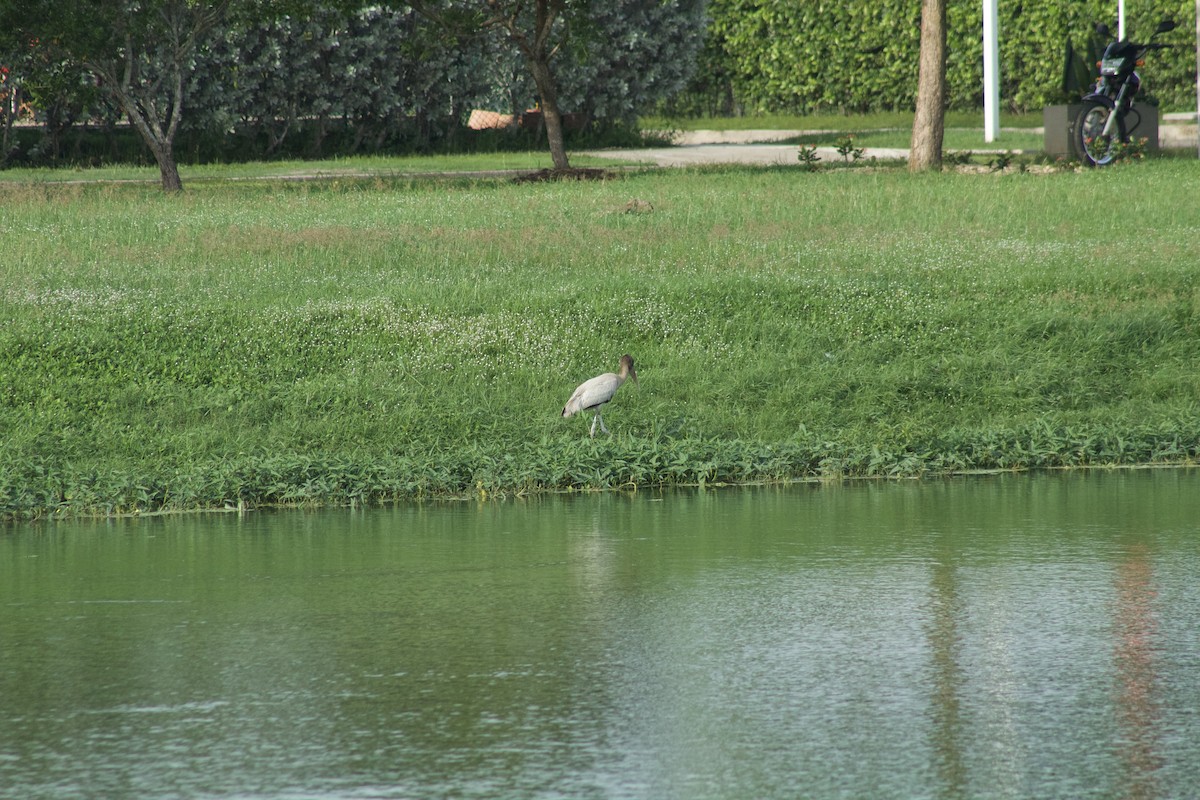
983,0,1000,143
1118,0,1125,40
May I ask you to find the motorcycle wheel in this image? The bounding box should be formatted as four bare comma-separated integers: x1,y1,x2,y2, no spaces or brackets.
1073,101,1127,167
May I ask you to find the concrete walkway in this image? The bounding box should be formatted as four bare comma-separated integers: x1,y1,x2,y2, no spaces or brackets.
583,126,1012,167
585,141,907,168
583,129,906,167
582,119,1199,168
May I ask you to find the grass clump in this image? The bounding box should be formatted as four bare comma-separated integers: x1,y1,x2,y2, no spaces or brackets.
2,159,1200,518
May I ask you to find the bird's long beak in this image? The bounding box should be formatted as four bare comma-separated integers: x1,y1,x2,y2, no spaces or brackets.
630,369,639,386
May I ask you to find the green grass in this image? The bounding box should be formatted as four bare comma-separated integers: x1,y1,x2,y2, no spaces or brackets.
3,157,1200,518
0,151,633,185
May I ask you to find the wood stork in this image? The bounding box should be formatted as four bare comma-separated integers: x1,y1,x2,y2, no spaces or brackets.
562,354,638,437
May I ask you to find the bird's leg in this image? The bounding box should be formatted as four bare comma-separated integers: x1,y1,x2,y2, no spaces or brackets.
589,414,599,438
597,413,610,435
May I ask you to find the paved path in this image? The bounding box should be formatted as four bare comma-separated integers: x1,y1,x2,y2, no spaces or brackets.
584,142,907,168
583,121,1199,168
583,127,1005,167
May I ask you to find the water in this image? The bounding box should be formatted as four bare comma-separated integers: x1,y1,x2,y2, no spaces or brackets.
3,470,1199,800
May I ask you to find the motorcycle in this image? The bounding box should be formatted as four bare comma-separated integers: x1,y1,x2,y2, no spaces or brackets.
1073,18,1177,167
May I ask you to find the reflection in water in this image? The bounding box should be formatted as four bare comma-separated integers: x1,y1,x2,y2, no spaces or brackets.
929,558,966,800
2,471,1200,800
1114,543,1162,800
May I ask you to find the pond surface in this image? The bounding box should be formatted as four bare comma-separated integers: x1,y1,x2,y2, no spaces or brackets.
3,470,1200,800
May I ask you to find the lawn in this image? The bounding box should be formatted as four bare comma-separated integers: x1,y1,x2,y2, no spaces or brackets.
0,151,634,185
3,156,1199,517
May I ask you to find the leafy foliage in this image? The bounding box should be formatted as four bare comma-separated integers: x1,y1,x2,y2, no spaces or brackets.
1,1,707,166
678,0,1197,115
548,0,708,125
187,5,497,156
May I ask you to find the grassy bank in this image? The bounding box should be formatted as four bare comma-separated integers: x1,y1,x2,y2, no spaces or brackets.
3,159,1200,518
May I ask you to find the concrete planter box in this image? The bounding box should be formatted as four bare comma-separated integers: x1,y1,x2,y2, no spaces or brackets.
1044,103,1159,158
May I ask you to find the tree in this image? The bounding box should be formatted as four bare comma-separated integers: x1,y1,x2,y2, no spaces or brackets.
910,0,947,171
0,8,20,164
6,0,228,191
415,0,572,169
414,0,707,170
485,0,571,169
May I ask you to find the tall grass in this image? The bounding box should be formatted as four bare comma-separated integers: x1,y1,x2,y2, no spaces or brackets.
3,160,1199,517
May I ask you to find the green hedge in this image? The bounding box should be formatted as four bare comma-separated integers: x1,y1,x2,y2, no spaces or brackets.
685,0,1197,115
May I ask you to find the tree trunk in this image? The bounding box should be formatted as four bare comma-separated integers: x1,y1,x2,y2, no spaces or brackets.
910,0,947,172
412,0,570,168
148,139,184,192
489,0,571,170
112,83,185,192
527,57,570,170
1,84,16,167
85,1,226,192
